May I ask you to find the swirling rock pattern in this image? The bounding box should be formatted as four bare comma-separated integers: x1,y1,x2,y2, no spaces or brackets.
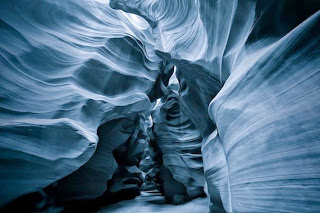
152,73,205,202
54,114,146,203
1,0,320,212
0,0,163,206
204,12,320,212
110,0,256,137
112,0,320,212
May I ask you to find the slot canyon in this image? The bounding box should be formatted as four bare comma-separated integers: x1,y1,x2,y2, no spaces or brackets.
0,0,320,212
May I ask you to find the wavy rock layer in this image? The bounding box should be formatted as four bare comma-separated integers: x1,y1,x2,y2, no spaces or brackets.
1,0,320,212
205,12,320,212
112,0,320,212
110,0,256,136
55,114,146,202
152,73,205,202
0,0,163,206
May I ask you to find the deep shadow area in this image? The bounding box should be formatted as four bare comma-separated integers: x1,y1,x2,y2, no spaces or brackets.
0,187,141,213
61,188,141,213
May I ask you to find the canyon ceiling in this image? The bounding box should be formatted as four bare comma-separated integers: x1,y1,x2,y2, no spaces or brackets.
0,0,320,212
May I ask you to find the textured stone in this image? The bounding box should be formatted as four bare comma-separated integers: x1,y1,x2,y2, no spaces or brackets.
0,0,162,206
1,0,320,212
111,0,320,212
152,73,205,201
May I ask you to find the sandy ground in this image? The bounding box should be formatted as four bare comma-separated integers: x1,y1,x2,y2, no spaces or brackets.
95,191,209,213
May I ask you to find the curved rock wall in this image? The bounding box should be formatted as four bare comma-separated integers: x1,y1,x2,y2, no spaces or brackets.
111,0,320,212
54,115,144,203
0,0,163,206
1,0,320,212
152,73,205,202
205,12,320,212
109,0,257,137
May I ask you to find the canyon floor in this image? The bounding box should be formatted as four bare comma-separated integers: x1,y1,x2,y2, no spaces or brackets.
95,191,209,213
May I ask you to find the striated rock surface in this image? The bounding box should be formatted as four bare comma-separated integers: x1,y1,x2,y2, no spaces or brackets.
54,114,145,202
112,0,320,212
1,0,320,212
204,12,320,212
0,0,163,206
152,73,205,202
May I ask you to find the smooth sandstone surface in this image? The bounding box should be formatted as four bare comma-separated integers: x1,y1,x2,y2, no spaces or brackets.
1,0,320,212
0,0,162,205
111,0,320,212
152,73,205,200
